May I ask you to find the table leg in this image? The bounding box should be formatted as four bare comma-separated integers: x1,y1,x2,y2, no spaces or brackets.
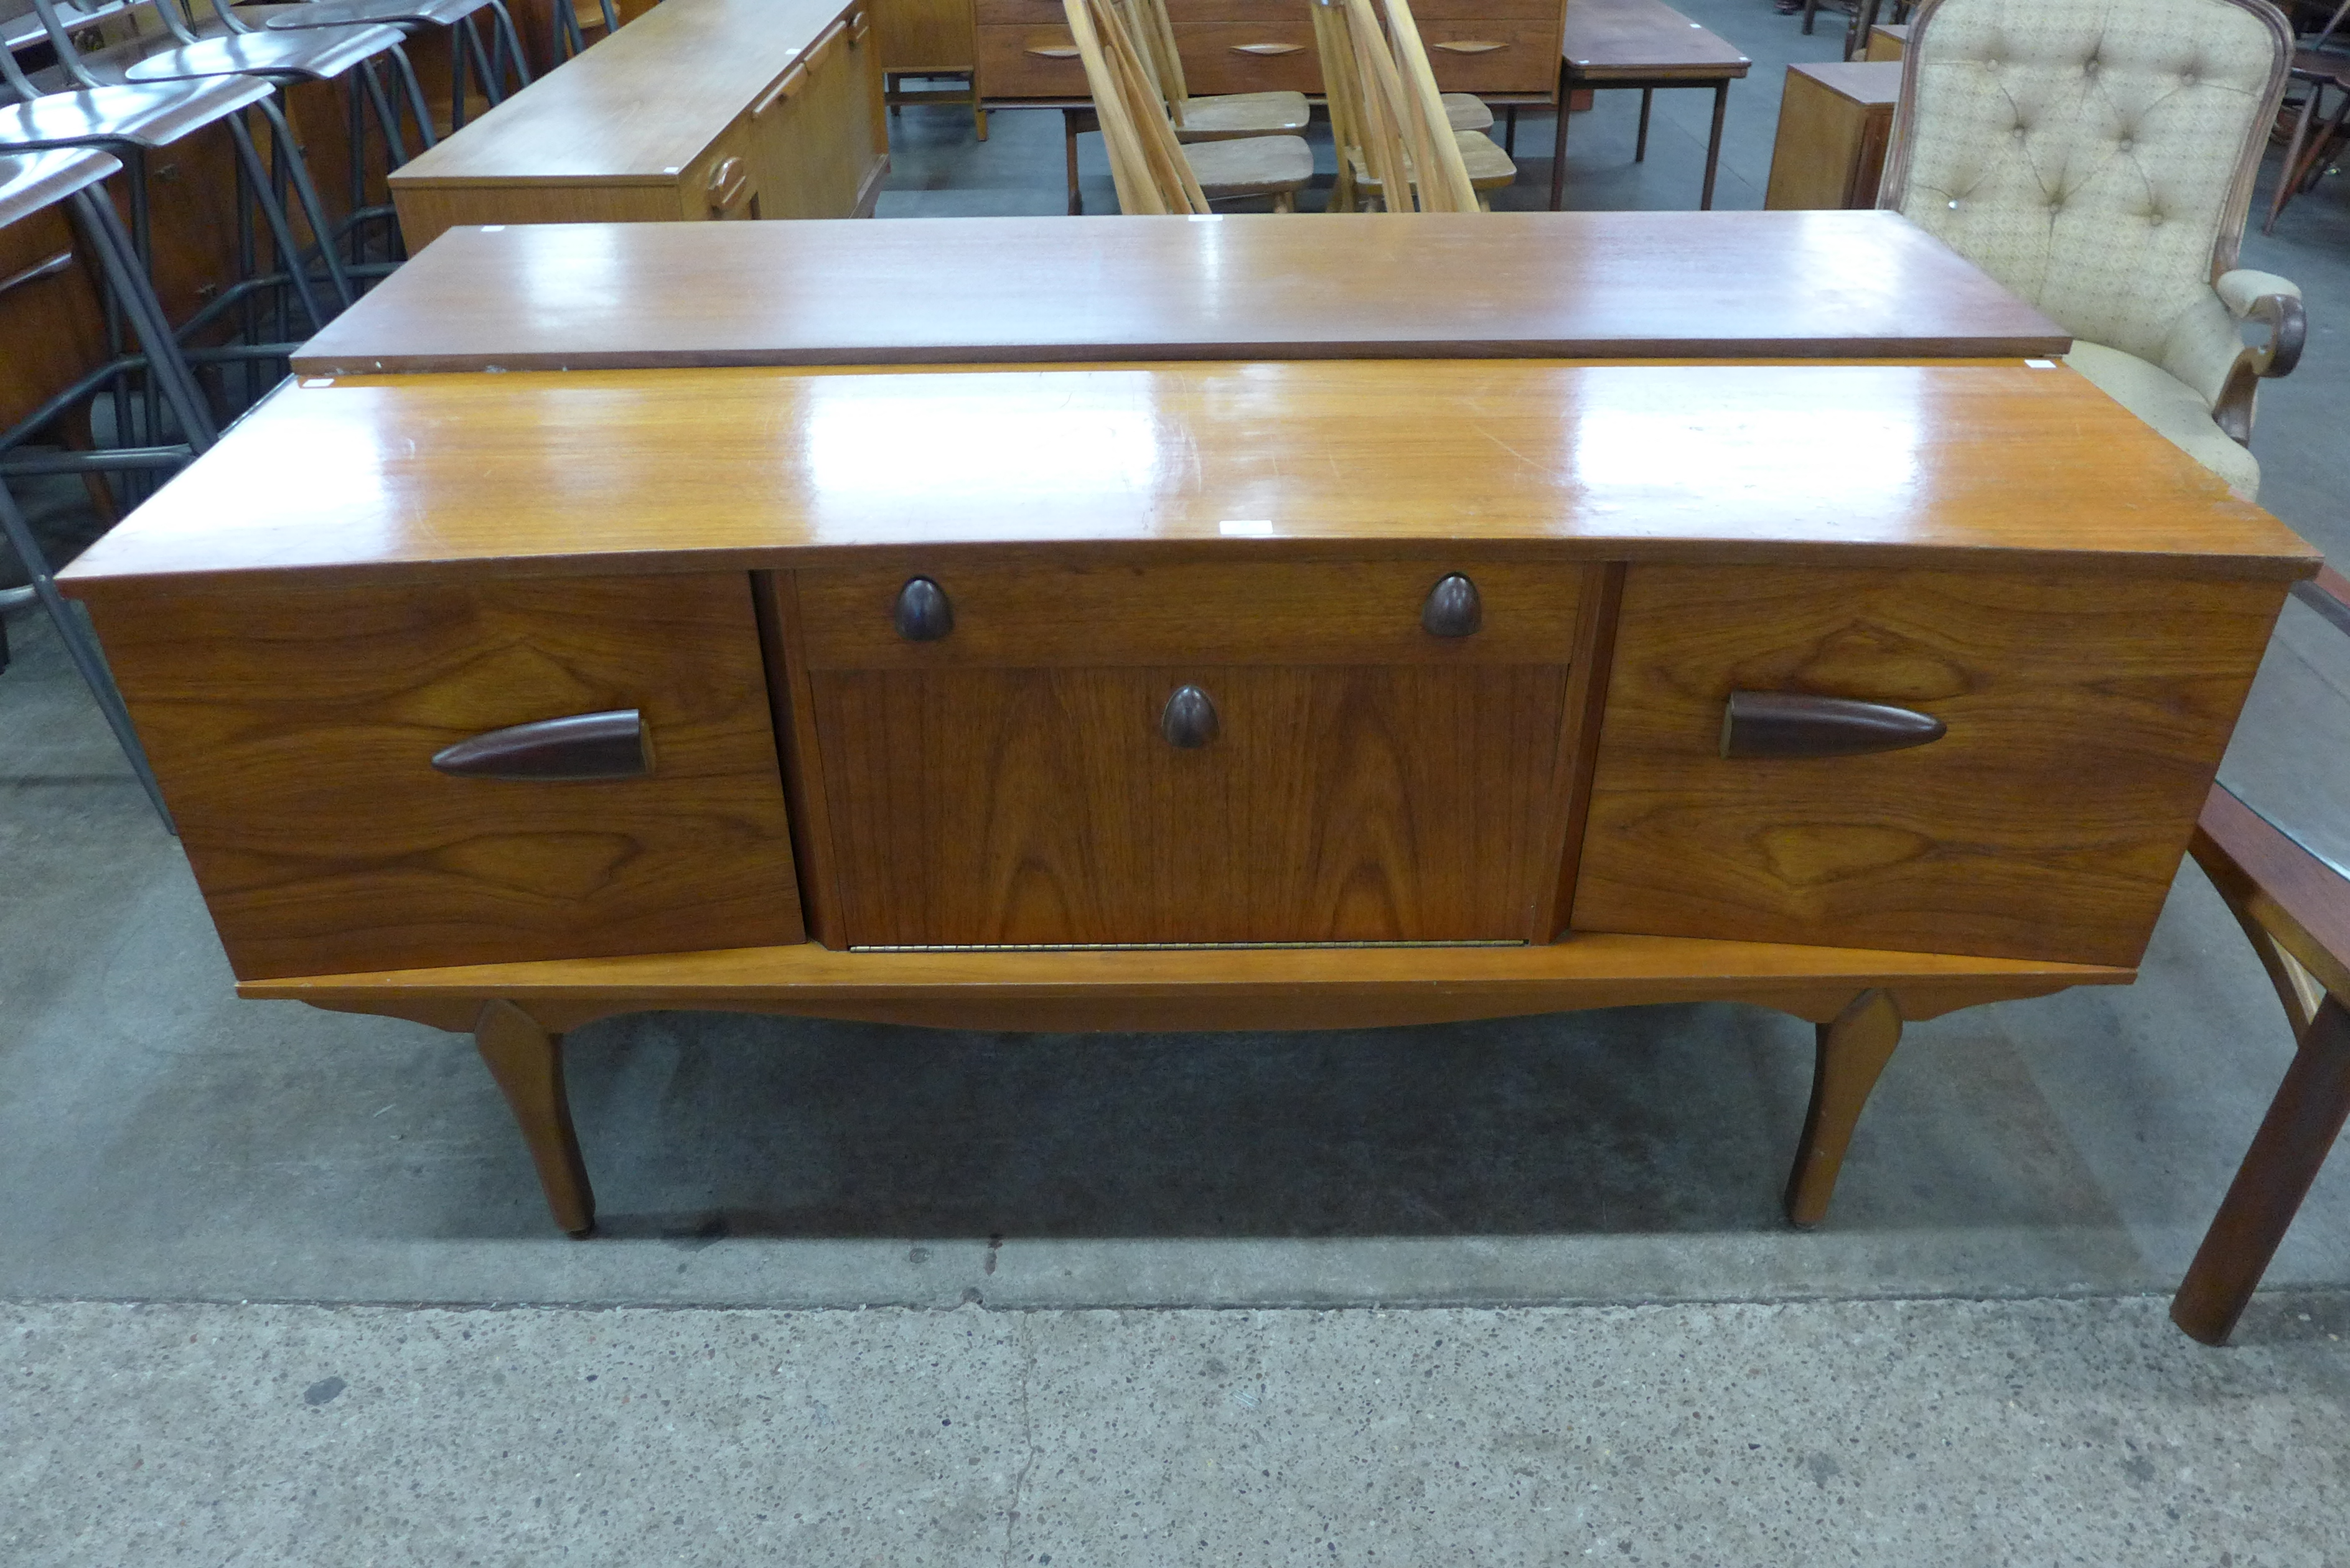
1550,68,1573,210
1700,79,1728,210
1635,88,1652,161
2172,995,2350,1345
475,999,596,1236
1065,108,1084,215
1783,989,1903,1227
1504,104,1517,155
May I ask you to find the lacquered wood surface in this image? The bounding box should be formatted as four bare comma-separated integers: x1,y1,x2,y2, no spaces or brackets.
1571,564,2285,967
82,574,805,981
60,362,2315,594
288,210,2069,374
390,0,861,184
1562,0,1750,78
233,929,2132,1037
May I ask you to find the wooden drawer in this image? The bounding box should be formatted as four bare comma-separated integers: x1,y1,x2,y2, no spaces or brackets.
792,560,1585,668
87,574,804,980
1569,564,2283,968
975,23,1088,96
1173,21,1322,96
682,113,761,220
1415,20,1560,94
775,561,1593,948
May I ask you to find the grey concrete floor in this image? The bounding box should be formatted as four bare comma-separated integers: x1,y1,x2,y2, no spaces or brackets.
9,0,2350,1558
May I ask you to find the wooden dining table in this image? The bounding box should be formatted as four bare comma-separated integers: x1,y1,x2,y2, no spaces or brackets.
289,208,2067,375
1552,0,1751,211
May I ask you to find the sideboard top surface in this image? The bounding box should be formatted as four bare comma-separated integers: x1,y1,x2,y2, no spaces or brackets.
390,0,853,187
290,212,2071,373
60,360,2315,593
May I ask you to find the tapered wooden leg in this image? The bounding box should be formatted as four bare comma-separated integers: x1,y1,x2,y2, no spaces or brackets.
2172,995,2350,1345
1784,988,1904,1228
474,999,596,1236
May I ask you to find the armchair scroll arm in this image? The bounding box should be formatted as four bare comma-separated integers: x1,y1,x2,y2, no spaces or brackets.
2211,270,2305,446
2218,269,2306,378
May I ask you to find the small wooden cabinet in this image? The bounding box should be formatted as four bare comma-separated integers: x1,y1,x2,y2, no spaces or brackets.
1763,59,1902,212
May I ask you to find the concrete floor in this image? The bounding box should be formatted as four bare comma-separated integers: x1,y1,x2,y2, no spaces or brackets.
6,0,2350,1559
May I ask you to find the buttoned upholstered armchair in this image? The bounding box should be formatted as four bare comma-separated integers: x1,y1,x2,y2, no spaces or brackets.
1880,0,2306,499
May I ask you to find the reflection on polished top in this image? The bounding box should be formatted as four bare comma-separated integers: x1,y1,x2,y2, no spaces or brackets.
59,360,2315,592
288,212,2073,376
390,0,854,185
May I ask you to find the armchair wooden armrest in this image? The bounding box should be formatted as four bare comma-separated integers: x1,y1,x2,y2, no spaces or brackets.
2212,270,2306,444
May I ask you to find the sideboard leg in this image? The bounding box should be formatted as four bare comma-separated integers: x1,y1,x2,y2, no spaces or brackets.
474,999,597,1237
1783,988,1904,1228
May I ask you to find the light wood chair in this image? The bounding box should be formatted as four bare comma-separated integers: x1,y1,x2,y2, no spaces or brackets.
1312,0,1504,212
1111,0,1309,145
1063,0,1311,213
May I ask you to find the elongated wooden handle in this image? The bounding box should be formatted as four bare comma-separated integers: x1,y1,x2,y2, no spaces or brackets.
1029,44,1081,57
813,19,848,61
850,11,869,41
1232,42,1304,54
1433,39,1507,52
431,711,650,781
753,65,807,116
0,248,73,301
1720,692,1945,759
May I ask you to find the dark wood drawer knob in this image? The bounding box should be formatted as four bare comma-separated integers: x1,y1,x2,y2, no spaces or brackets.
1720,691,1945,759
431,710,650,780
1421,573,1482,637
894,576,953,641
1161,684,1219,748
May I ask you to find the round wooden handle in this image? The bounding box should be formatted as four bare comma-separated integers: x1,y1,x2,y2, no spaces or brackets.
894,577,953,641
705,156,750,209
1161,685,1219,749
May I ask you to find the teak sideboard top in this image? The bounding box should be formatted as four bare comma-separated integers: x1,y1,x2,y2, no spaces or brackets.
290,211,2071,375
390,0,889,246
63,360,2305,591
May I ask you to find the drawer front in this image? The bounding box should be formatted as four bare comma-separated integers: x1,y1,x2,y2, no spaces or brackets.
808,664,1572,946
975,24,1088,96
1413,20,1561,94
1569,565,2284,968
88,574,803,980
1173,21,1322,95
793,561,1586,670
681,114,760,220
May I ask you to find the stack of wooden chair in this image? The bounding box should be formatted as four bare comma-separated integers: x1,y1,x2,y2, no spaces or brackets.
1062,0,1313,212
1314,0,1513,212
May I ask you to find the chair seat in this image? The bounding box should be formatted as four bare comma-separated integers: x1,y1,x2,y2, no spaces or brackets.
1171,91,1310,142
1441,92,1492,131
0,146,120,228
260,0,499,30
109,24,409,86
0,78,276,152
2065,340,2262,500
1347,129,1518,193
1182,133,1314,197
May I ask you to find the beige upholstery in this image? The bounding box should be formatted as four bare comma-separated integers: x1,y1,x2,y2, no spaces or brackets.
1882,0,2298,496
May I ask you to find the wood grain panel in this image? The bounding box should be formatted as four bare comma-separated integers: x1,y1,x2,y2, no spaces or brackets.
60,365,2315,594
1410,21,1563,95
878,0,975,70
811,663,1571,946
84,573,803,979
394,182,689,254
0,200,108,436
794,560,1586,668
974,23,1089,95
1570,564,2288,966
1163,21,1321,96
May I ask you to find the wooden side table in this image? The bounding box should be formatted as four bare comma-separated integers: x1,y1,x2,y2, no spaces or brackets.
2173,567,2350,1344
1764,60,1901,212
1552,0,1750,210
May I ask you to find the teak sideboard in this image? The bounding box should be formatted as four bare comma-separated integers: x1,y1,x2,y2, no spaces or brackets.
389,0,889,250
61,355,2315,1237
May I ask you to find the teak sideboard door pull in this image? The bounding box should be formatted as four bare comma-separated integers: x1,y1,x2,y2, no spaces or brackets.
1161,684,1219,748
893,576,953,640
1421,573,1482,637
431,710,652,780
1719,691,1946,758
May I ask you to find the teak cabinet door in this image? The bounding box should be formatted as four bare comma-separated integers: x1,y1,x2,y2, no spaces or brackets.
774,561,1590,948
1570,564,2285,967
88,573,803,980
